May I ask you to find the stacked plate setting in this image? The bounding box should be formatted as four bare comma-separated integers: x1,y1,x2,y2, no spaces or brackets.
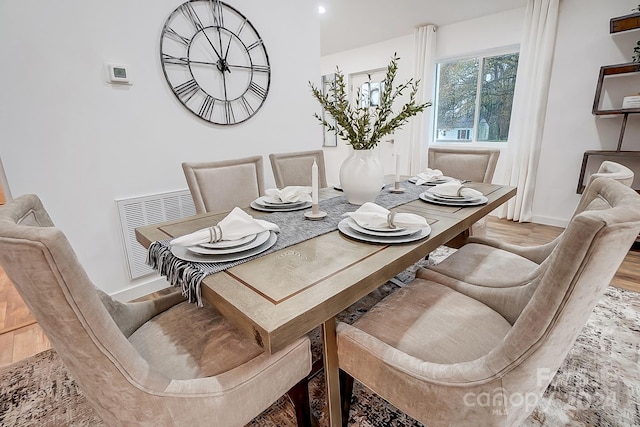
250,196,312,212
419,188,488,206
170,230,278,263
338,218,431,244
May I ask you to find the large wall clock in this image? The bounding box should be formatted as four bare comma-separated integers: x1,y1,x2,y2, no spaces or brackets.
160,0,271,125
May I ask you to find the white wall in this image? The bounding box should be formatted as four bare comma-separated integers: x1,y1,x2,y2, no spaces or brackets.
322,1,640,228
0,0,321,297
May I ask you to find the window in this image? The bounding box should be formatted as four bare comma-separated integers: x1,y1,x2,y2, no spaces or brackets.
359,81,385,108
434,51,519,143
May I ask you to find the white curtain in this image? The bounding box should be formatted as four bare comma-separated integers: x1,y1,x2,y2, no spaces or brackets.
408,25,437,175
500,0,560,221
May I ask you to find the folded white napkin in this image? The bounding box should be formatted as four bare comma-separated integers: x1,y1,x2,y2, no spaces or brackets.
413,168,443,185
265,186,312,203
170,207,280,247
344,202,428,230
430,181,483,198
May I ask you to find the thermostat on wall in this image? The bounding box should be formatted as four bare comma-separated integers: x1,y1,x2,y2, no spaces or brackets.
105,63,132,85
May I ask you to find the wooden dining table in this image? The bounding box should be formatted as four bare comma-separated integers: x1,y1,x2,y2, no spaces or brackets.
136,181,516,427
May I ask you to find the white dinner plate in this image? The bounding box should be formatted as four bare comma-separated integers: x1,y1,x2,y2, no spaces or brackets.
347,218,418,237
338,218,430,244
419,192,488,206
187,230,271,255
170,231,277,263
250,200,311,212
199,233,257,249
255,196,306,207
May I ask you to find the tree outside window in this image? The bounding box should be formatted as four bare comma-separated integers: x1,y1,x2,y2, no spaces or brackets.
435,51,519,143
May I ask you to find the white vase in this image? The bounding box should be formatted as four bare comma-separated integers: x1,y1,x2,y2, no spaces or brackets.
339,148,385,205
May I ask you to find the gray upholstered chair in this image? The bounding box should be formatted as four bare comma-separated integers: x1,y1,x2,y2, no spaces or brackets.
428,146,500,184
0,194,312,426
182,156,265,214
427,146,501,244
460,160,635,266
337,177,640,426
269,150,328,189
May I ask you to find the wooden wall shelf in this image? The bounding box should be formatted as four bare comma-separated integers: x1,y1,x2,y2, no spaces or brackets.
579,14,640,195
592,63,640,114
610,12,640,33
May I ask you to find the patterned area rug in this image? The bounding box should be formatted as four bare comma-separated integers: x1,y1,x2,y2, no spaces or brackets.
1,247,639,426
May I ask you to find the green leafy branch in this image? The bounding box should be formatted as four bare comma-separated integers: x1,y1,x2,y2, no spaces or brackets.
309,53,431,150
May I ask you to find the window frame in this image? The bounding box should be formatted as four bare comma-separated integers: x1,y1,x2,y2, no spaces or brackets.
431,44,520,148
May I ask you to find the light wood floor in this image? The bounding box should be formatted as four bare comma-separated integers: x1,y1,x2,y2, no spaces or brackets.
0,217,638,369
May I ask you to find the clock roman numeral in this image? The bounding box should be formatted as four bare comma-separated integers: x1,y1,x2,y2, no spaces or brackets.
252,64,270,73
164,27,191,46
209,0,224,27
248,82,267,99
179,3,204,32
246,39,264,51
199,95,215,120
174,79,200,102
162,54,189,66
236,18,247,36
239,96,254,116
223,101,235,124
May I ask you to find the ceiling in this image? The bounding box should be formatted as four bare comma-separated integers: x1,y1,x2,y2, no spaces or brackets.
319,0,527,56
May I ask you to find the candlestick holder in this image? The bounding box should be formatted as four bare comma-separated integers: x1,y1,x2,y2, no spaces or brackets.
389,181,405,193
304,203,327,220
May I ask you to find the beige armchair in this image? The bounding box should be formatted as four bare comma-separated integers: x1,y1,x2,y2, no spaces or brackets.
428,146,500,245
464,160,634,265
0,194,312,426
269,150,328,188
337,177,640,426
182,156,265,214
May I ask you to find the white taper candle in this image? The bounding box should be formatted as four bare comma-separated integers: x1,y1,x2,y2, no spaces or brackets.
312,160,319,205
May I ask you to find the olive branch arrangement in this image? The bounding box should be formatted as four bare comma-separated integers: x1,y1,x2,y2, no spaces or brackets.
309,54,431,150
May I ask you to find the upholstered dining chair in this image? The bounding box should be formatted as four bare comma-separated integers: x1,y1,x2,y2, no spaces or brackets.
427,146,501,245
182,156,265,214
269,150,328,189
461,160,635,265
428,146,500,184
337,177,640,426
0,194,312,426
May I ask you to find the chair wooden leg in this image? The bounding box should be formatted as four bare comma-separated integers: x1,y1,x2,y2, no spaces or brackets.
339,369,354,427
287,377,312,427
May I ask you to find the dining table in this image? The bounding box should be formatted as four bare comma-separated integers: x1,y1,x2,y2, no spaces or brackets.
135,180,516,427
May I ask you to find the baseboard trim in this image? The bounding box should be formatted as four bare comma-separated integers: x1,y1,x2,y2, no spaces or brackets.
111,276,172,302
530,215,569,228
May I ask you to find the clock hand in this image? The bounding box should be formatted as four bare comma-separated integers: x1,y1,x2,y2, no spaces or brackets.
200,29,224,63
209,0,227,64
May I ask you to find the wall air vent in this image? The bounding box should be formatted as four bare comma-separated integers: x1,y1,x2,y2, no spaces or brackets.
116,190,195,280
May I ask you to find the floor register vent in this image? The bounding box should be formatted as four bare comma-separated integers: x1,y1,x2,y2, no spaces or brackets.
116,190,196,280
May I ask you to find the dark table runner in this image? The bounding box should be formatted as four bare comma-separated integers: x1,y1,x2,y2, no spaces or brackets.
147,181,429,305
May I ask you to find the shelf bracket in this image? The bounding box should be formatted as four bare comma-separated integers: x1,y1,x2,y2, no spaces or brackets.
617,113,629,152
